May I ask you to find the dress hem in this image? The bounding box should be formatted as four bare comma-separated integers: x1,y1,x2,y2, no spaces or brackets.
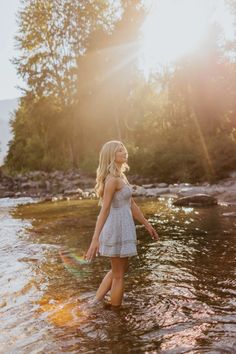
99,252,138,258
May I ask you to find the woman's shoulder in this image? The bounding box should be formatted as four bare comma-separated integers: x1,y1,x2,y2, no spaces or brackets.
105,173,118,181
104,174,119,187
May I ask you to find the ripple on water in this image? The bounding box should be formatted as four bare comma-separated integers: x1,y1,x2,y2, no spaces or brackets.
0,197,236,353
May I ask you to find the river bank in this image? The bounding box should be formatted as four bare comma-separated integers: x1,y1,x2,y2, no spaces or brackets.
0,168,236,206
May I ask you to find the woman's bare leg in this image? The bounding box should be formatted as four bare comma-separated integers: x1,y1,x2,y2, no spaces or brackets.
95,270,113,301
110,257,129,307
93,259,129,303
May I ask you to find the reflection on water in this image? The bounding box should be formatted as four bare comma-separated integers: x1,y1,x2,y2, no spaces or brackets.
0,196,236,353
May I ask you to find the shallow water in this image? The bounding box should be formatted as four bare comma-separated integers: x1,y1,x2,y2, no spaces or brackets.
0,196,236,353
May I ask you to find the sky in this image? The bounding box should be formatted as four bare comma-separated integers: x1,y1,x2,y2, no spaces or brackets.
0,0,24,101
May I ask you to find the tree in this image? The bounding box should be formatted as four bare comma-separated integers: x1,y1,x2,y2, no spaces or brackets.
14,0,118,105
6,0,121,171
72,0,146,164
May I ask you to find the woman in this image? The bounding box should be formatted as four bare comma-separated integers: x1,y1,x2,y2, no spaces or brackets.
85,140,159,308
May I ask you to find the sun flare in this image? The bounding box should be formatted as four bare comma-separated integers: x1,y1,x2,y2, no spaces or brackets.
140,0,234,76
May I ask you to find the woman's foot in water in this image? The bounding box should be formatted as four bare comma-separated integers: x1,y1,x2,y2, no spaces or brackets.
80,297,104,311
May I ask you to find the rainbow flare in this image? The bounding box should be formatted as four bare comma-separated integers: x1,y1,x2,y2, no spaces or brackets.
59,248,90,278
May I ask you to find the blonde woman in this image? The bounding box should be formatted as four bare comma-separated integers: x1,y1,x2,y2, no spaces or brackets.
85,140,159,309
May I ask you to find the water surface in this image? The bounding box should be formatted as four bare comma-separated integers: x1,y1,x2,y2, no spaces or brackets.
0,196,235,353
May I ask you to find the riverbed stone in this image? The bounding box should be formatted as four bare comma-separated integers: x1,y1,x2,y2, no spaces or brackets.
177,187,207,196
0,184,6,191
45,180,51,192
15,192,23,197
142,184,156,189
0,168,235,203
156,183,168,188
146,187,170,197
1,191,15,198
63,188,83,196
21,181,41,189
132,185,147,196
229,170,236,178
44,195,53,202
18,176,28,182
173,194,218,206
178,183,193,187
222,212,236,217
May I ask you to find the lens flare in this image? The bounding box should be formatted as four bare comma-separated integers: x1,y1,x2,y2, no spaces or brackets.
59,248,90,278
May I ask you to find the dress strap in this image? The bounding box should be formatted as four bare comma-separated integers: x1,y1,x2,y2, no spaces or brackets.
121,174,131,186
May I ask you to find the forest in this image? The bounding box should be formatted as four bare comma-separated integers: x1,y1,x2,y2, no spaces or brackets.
4,0,236,183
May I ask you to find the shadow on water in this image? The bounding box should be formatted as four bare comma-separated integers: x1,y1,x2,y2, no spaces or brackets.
0,196,235,353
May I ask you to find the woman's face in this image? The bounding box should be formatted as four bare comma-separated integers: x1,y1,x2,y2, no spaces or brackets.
114,144,128,165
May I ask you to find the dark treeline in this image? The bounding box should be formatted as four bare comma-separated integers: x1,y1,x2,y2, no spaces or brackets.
4,0,236,183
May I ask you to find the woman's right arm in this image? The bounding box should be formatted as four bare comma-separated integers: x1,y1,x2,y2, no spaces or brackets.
84,177,117,261
131,198,159,240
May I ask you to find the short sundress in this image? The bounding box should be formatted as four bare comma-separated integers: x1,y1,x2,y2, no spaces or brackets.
98,183,138,258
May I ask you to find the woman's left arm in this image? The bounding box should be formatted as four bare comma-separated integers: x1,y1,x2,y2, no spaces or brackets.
131,198,159,240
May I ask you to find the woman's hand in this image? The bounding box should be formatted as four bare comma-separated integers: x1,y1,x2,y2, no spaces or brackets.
84,238,99,262
145,223,159,240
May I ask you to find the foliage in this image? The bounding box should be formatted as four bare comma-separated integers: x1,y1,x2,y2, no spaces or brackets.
5,0,236,182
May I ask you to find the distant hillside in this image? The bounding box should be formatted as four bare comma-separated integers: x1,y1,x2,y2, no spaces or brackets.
0,98,19,166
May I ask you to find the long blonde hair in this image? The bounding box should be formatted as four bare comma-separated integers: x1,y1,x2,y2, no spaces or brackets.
95,140,129,205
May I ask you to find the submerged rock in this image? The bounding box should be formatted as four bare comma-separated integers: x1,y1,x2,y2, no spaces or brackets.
173,194,218,206
222,212,236,217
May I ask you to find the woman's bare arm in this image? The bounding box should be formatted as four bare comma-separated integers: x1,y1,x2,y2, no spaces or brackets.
85,177,118,260
92,177,117,241
124,176,152,228
131,197,159,240
131,198,149,227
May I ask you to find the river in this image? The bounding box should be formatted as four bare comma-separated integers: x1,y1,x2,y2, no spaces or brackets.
0,196,235,353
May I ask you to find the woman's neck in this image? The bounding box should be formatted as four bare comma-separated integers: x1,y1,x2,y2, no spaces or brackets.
115,162,123,172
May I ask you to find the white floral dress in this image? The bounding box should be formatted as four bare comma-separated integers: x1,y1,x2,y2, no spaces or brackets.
98,184,137,258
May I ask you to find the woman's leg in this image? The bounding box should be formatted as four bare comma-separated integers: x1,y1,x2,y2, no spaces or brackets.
94,258,129,302
110,257,129,307
95,270,113,301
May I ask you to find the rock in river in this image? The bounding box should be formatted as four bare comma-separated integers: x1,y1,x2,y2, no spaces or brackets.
173,194,218,206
